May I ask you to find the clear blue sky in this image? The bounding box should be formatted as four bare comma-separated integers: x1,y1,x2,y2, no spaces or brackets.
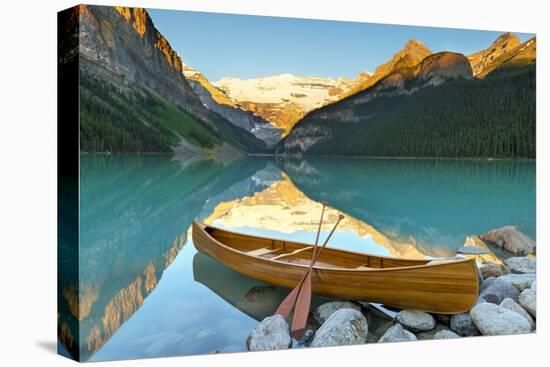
148,8,534,82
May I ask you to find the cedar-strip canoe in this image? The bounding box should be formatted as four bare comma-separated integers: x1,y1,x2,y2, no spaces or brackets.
192,221,479,314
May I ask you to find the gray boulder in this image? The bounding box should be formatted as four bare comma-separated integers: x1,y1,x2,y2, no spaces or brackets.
480,226,535,255
378,324,417,343
498,273,536,292
450,313,480,336
395,310,436,332
478,262,509,279
311,309,368,347
531,280,536,290
518,289,536,318
500,298,535,330
247,315,292,351
479,277,520,303
504,257,536,274
416,324,451,340
470,303,530,336
433,329,460,339
312,301,361,325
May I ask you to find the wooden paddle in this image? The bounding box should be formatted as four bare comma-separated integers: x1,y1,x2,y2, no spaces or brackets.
290,214,344,339
275,202,327,318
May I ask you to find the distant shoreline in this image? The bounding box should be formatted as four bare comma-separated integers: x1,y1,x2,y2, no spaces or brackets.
251,153,536,162
80,151,535,161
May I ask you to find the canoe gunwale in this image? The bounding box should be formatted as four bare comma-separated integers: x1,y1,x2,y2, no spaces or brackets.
193,221,475,273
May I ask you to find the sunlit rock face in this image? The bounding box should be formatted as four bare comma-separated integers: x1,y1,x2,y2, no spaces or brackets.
467,33,520,77
468,33,520,77
342,39,432,98
79,5,198,108
205,173,426,259
468,34,536,78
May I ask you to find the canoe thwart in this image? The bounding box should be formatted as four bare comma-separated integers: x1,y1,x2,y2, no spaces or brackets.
246,247,281,257
271,246,313,260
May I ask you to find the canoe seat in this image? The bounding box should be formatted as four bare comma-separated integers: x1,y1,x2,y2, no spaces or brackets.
271,246,313,260
246,247,281,257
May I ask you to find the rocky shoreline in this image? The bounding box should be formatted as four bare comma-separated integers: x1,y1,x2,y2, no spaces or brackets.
246,226,536,351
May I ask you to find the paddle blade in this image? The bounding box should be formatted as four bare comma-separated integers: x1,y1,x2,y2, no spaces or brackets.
291,273,312,340
275,282,302,319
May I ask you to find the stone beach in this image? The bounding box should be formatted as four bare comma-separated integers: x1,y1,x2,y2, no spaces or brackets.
247,228,536,351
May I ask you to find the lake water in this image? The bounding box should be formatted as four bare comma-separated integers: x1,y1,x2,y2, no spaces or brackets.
59,155,535,361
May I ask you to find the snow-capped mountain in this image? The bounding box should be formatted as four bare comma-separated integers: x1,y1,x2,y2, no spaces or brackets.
214,73,368,135
213,41,432,136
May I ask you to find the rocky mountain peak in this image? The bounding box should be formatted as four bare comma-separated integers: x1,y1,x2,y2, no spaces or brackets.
384,39,432,71
491,32,521,50
114,6,149,38
467,32,521,77
404,39,431,53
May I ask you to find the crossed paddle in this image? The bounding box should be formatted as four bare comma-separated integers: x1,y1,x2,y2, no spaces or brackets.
275,202,344,339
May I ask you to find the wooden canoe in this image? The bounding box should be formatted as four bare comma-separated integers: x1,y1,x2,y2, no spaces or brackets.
192,221,479,314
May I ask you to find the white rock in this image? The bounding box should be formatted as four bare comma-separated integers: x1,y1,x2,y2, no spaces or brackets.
470,303,530,336
312,301,361,325
530,280,536,290
498,273,536,291
311,309,368,347
518,288,536,318
500,298,535,330
433,329,460,339
247,315,292,351
395,310,436,332
504,257,536,274
378,324,417,343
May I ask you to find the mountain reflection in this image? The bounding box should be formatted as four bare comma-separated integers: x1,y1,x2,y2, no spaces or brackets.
205,172,427,258
279,157,535,254
58,155,274,360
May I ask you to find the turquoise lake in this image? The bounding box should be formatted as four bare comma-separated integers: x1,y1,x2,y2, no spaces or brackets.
61,155,535,361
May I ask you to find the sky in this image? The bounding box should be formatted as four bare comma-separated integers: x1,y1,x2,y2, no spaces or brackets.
148,8,534,82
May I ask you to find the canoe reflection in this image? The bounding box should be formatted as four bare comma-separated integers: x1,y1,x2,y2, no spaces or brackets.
192,251,395,342
192,251,333,322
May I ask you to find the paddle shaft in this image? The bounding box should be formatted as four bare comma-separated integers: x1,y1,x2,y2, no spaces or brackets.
290,215,344,338
313,203,327,255
275,203,326,318
275,214,344,319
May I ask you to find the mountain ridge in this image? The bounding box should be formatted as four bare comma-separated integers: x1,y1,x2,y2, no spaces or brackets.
74,5,269,154
214,39,432,135
277,43,534,158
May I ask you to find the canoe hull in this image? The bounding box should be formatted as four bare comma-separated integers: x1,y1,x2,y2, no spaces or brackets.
192,222,479,314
